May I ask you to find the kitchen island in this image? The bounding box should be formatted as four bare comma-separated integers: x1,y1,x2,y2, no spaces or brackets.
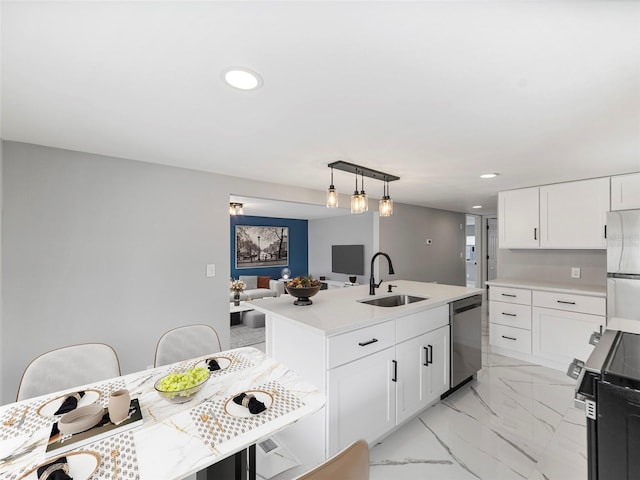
249,280,482,467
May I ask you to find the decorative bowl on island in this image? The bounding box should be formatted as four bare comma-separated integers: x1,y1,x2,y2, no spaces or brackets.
285,276,322,306
154,367,210,404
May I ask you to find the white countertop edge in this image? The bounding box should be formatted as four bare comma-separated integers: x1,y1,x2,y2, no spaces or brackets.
250,281,484,337
486,278,606,297
607,317,640,335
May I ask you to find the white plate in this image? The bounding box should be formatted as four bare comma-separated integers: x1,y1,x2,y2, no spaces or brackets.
17,450,100,480
37,389,101,417
224,390,273,418
197,356,232,371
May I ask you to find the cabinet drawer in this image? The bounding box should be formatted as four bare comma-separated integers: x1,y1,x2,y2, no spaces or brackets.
327,321,395,369
489,286,532,305
489,301,531,329
532,291,605,316
490,323,532,354
396,305,449,343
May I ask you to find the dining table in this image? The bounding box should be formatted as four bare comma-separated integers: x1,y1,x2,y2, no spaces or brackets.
0,347,325,480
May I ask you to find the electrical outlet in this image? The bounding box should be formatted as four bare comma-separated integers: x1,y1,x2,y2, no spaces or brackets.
425,239,433,245
571,267,581,279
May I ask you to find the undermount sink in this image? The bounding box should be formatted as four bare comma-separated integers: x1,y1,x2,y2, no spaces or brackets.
358,294,429,307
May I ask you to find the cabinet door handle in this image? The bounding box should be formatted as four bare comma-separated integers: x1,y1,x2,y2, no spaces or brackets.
501,335,517,341
428,345,433,365
557,300,576,305
392,360,397,382
358,338,378,347
501,293,517,298
534,227,537,240
604,225,607,239
501,312,517,317
423,346,429,366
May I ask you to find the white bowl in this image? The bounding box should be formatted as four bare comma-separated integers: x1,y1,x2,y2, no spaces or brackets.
58,403,104,435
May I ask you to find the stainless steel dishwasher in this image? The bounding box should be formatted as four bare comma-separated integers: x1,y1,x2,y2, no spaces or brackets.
445,294,483,397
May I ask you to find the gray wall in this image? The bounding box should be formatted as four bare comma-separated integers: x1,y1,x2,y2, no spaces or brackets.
308,213,376,285
497,249,606,286
379,203,466,286
0,140,3,403
1,142,231,404
1,141,469,404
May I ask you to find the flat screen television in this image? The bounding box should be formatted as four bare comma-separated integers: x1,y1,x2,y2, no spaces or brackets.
331,244,365,275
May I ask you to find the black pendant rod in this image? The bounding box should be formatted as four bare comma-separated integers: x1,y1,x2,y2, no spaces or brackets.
328,160,400,182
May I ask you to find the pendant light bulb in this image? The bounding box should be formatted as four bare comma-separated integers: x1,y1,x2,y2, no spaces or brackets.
351,171,362,214
326,167,339,208
379,180,393,217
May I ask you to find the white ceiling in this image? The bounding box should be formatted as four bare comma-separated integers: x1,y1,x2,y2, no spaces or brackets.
2,1,640,215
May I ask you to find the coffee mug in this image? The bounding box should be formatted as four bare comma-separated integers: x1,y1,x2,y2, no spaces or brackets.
108,389,130,425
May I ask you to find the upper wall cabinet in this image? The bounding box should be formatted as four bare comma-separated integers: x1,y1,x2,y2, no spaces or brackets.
499,178,610,250
540,177,609,249
498,187,540,248
611,173,640,211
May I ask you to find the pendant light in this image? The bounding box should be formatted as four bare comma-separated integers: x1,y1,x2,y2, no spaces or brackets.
379,179,393,217
359,172,368,212
326,166,339,208
351,171,362,214
328,160,399,216
229,202,244,215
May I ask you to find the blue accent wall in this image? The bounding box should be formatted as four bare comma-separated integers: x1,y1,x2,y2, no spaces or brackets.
230,215,308,280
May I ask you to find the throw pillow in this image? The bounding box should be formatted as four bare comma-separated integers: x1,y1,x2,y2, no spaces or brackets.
257,276,271,289
239,275,258,290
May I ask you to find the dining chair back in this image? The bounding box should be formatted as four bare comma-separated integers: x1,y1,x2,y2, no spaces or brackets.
154,324,222,367
294,439,370,480
17,343,121,401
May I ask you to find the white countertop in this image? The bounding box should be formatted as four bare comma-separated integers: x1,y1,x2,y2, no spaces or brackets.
486,278,606,297
607,317,640,335
249,280,483,336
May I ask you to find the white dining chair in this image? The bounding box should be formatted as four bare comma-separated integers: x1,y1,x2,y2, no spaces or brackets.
17,343,121,401
293,439,370,480
154,324,222,367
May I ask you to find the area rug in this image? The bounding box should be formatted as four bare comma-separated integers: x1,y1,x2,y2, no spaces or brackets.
230,324,265,349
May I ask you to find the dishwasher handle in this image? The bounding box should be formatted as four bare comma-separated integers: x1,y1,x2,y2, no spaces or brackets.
450,295,482,315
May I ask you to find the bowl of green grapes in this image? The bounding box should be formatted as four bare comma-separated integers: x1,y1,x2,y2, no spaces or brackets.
154,366,210,403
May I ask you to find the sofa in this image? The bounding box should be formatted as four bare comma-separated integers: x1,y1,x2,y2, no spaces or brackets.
231,275,285,301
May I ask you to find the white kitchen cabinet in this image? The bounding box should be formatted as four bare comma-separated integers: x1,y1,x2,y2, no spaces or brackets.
532,307,604,366
539,177,609,249
611,172,640,211
498,177,610,250
328,347,396,456
395,325,449,424
488,281,606,371
498,187,540,248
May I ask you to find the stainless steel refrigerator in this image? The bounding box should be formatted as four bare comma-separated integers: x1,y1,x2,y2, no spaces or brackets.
607,210,640,321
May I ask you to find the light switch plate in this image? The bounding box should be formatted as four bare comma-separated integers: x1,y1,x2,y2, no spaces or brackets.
571,267,581,279
206,264,216,277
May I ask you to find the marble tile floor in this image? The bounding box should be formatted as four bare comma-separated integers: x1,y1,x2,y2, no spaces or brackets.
369,310,586,480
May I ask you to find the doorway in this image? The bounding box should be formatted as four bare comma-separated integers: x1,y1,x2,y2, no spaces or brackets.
465,215,482,288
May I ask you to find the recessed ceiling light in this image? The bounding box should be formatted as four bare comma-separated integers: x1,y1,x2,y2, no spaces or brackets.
480,173,498,179
222,67,263,90
472,205,483,209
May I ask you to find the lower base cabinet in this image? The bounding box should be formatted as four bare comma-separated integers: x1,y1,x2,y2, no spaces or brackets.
328,324,450,455
328,347,396,455
532,307,605,366
396,325,449,424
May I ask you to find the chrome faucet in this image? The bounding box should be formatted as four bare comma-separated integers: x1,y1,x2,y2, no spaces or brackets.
369,252,395,295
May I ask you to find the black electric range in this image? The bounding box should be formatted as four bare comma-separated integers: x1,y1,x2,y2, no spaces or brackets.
574,329,640,480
